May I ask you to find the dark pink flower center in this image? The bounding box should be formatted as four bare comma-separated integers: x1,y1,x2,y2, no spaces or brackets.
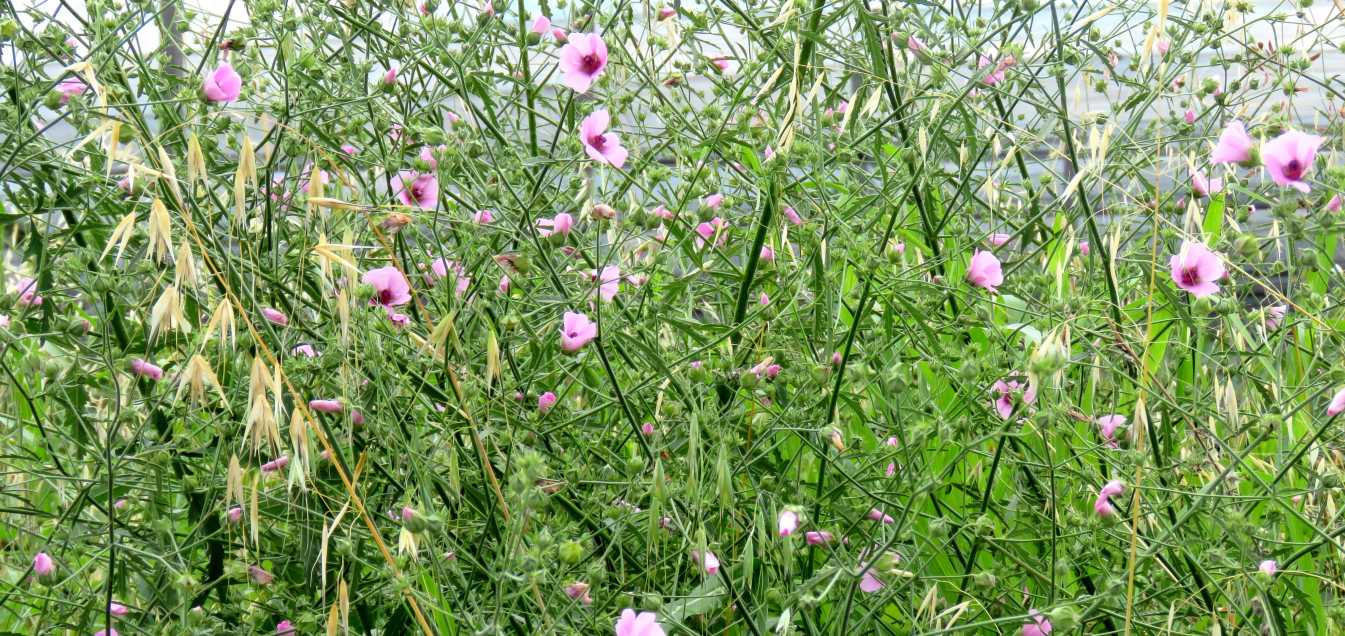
587,133,607,150
580,54,602,74
379,289,396,304
1180,266,1201,286
567,329,580,338
1283,159,1303,180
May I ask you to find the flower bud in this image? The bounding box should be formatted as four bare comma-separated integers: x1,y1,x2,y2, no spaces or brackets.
32,552,56,584
827,427,846,452
558,540,584,564
1030,327,1070,375
402,506,430,533
1048,606,1081,631
739,369,759,389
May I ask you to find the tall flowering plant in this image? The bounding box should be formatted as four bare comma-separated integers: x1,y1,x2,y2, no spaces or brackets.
1,1,1343,634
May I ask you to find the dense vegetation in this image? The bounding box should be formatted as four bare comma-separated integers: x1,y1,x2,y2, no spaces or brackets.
3,0,1345,634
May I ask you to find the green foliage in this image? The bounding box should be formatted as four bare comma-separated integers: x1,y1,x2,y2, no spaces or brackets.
2,0,1345,634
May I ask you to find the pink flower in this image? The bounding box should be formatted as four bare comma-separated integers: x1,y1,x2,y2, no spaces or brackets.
277,620,296,635
1096,414,1126,448
703,193,724,209
1191,171,1223,198
658,6,677,19
537,212,574,238
695,217,728,249
1156,39,1170,54
364,266,412,307
592,265,621,302
481,1,494,17
1078,240,1090,256
565,581,593,605
473,209,495,224
382,67,398,87
1259,559,1278,576
429,259,471,296
538,391,558,413
418,146,439,170
991,378,1036,420
351,411,366,425
1094,479,1125,518
1210,120,1253,164
979,55,1014,85
203,64,243,102
56,78,87,104
94,630,119,636
531,15,551,34
778,510,799,537
988,233,1011,247
228,506,243,523
1184,109,1196,125
691,550,720,575
966,250,1003,292
248,565,274,585
1022,610,1053,636
341,143,359,155
309,399,343,413
109,602,129,617
260,456,290,474
261,307,289,326
859,569,885,593
907,35,927,52
1266,305,1288,330
759,245,776,262
13,277,42,306
857,549,894,593
552,28,568,42
560,311,597,353
1326,194,1342,213
129,358,163,381
1262,130,1324,193
498,275,511,294
783,206,803,225
292,344,318,357
866,508,894,524
1328,387,1345,417
1169,241,1225,298
579,110,628,168
387,311,410,327
393,171,439,209
614,609,666,636
641,422,655,435
805,531,833,545
558,33,609,93
33,552,54,576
